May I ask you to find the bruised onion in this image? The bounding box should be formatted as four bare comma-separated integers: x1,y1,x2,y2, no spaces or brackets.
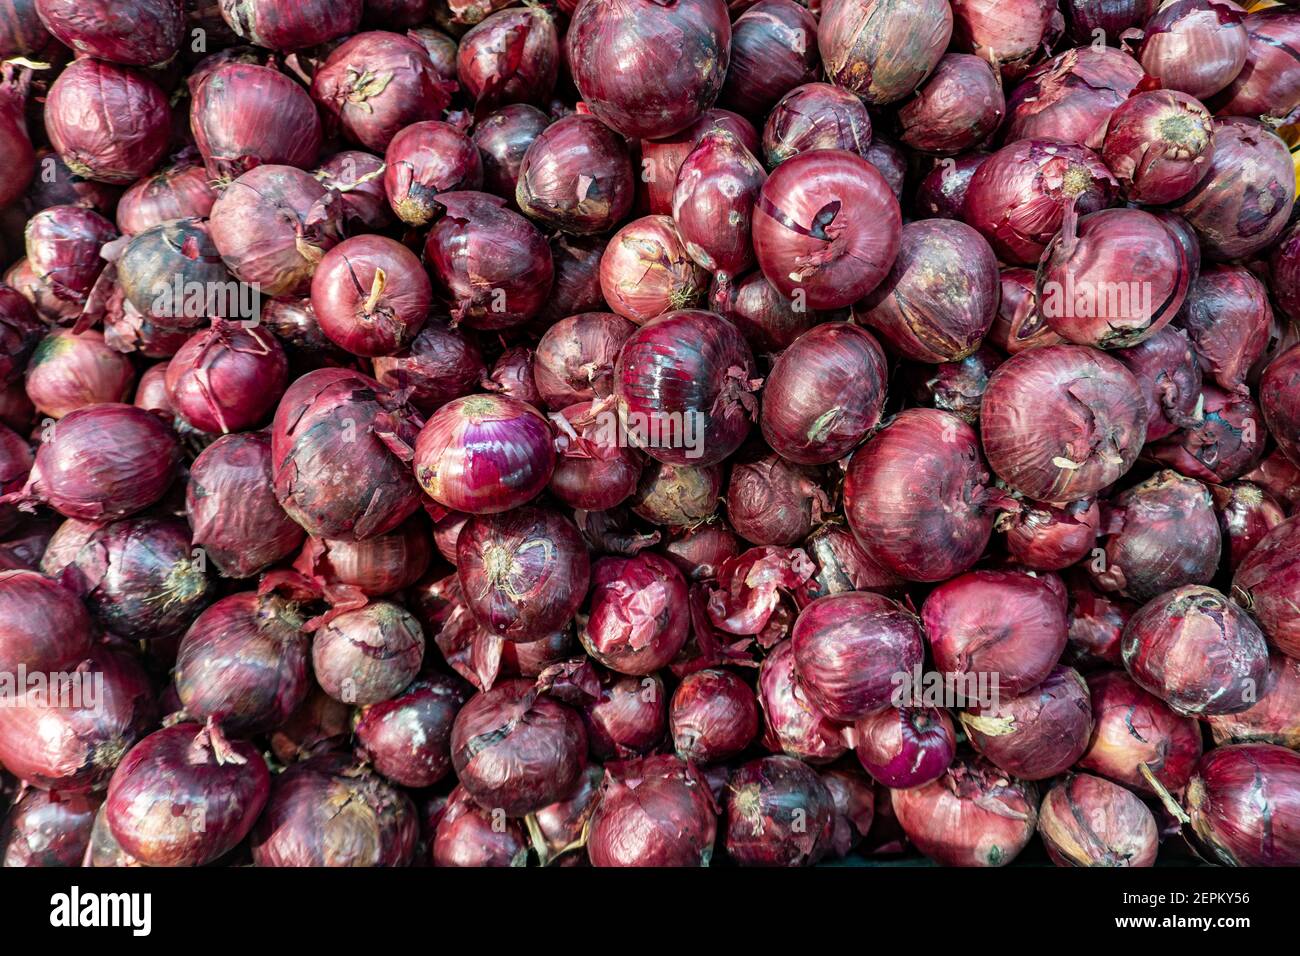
899,54,1004,156
0,788,100,867
515,114,634,235
761,83,873,168
566,0,730,140
220,0,362,50
752,149,901,311
1149,385,1264,484
960,666,1093,780
844,409,1005,582
1180,743,1300,866
725,754,833,866
383,121,483,228
355,672,467,789
1079,669,1202,793
818,0,952,105
1038,774,1159,867
662,524,739,581
908,347,1002,427
1113,327,1203,443
1122,585,1269,717
187,432,304,579
451,677,587,816
672,130,765,281
852,706,956,789
1139,0,1248,99
457,7,557,109
165,323,288,435
581,553,689,675
1101,90,1215,205
923,569,1069,698
311,235,430,357
174,591,308,735
116,157,217,236
535,313,636,411
1233,516,1300,659
115,217,236,325
371,322,485,417
630,460,722,526
670,668,758,765
1181,265,1272,395
24,329,133,420
583,672,667,760
1004,47,1144,150
721,0,820,118
106,721,269,867
1000,497,1100,572
587,755,717,867
432,783,527,867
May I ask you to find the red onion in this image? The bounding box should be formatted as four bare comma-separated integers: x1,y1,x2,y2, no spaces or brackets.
271,368,423,539
314,150,391,232
473,105,550,202
614,309,757,467
725,754,833,866
1149,384,1264,483
1206,651,1297,751
106,721,269,867
818,0,952,105
1182,265,1273,395
761,83,874,167
1080,669,1202,793
721,0,820,118
0,644,152,790
631,460,722,526
915,152,989,220
550,401,643,511
208,165,345,296
1233,515,1300,659
1211,11,1300,119
581,553,689,674
312,600,423,706
414,394,556,515
1262,344,1300,472
891,754,1039,867
484,347,542,407
84,803,142,867
1242,450,1300,515
1123,584,1269,716
535,313,636,411
924,569,1069,698
0,285,41,385
0,788,100,867
1213,482,1285,572
35,0,182,66
1101,91,1215,206
908,347,1002,428
725,451,825,546
863,137,907,200
22,404,180,521
294,522,431,600
383,121,483,227
1172,118,1295,261
960,666,1093,780
250,753,416,867
187,432,304,579
312,31,452,153
962,140,1118,266
758,638,848,763
844,409,1005,582
670,668,759,764
1005,47,1144,150
259,297,342,361
432,783,527,867
24,204,117,311
38,519,99,579
0,0,49,57
515,114,635,235
220,0,362,50
0,64,33,210
567,0,730,140
1180,743,1300,866
672,130,766,281
1063,0,1159,42
0,424,30,535
174,591,308,734
269,684,352,764
587,755,717,867
1000,497,1100,572
113,217,235,326
950,0,1059,78
1140,0,1249,99
526,764,603,865
799,523,902,604
981,346,1148,502
662,523,740,581
311,235,430,357
371,321,486,417
900,55,1004,156
457,7,558,109
710,271,819,353
599,215,705,324
852,706,956,789
450,677,587,816
1038,774,1159,867
641,109,760,216
354,672,467,788
583,672,666,759
1113,327,1203,442
165,322,287,434
44,59,169,184
857,220,999,363
753,149,901,311
408,25,458,78
116,156,217,236
190,62,322,179
24,329,133,420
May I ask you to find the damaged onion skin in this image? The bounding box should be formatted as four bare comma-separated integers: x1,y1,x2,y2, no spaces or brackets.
383,122,483,229
1000,498,1099,572
581,553,689,676
1139,0,1248,100
1101,90,1215,206
1038,774,1158,867
534,312,636,411
311,601,424,706
1080,669,1202,795
584,673,667,760
671,668,759,765
457,7,558,109
891,755,1039,867
1150,385,1265,485
672,129,766,282
371,322,486,418
599,216,706,325
1208,653,1300,750
724,451,824,547
1004,47,1144,150
762,82,874,171
1232,516,1300,659
1213,483,1285,573
818,0,952,106
1183,744,1300,867
1113,327,1203,443
852,706,956,790
758,639,849,764
355,673,468,789
0,788,101,867
1122,585,1269,717
721,0,820,119
981,346,1149,503
165,323,288,435
515,115,635,236
725,755,834,867
433,783,527,867
587,755,718,867
34,0,181,65
899,54,1004,157
960,666,1093,781
311,235,431,358
1261,345,1300,473
1182,266,1273,396
220,0,363,51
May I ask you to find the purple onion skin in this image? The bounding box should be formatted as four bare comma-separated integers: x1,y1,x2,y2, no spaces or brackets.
761,83,874,168
670,668,759,765
758,639,850,764
1213,482,1285,573
1139,0,1249,100
0,787,100,867
311,601,424,706
310,235,431,358
1113,327,1203,443
900,54,1005,157
106,722,270,868
817,0,953,106
383,121,485,227
0,568,93,675
355,673,469,789
1232,516,1300,660
1149,384,1264,484
1101,89,1215,205
528,764,604,865
115,156,217,236
220,0,363,51
36,0,182,65
371,322,486,418
581,553,690,675
584,673,667,760
950,0,1059,79
961,666,1093,781
721,0,820,119
587,755,718,867
1004,47,1144,150
711,270,820,354
1206,652,1300,749
853,707,956,789
515,114,635,236
1038,773,1158,867
672,129,766,281
0,0,50,58
251,753,417,867
1181,265,1272,395
1080,669,1202,795
1184,744,1300,867
1261,344,1300,474
725,755,834,867
432,783,528,867
915,153,989,220
473,105,550,202
1122,585,1269,717
534,312,636,411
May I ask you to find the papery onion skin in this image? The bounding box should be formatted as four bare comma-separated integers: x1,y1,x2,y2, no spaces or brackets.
899,54,1004,156
857,219,999,364
1122,585,1269,717
843,408,1001,583
950,0,1058,78
759,639,849,763
312,150,393,232
710,270,820,353
721,0,820,119
961,666,1093,781
432,783,527,867
535,313,636,411
383,121,484,228
0,285,42,387
1171,118,1295,262
581,553,689,675
115,217,234,324
670,668,759,765
1207,652,1300,750
725,451,825,547
312,601,424,706
295,522,432,599
799,524,904,605
1063,0,1160,42
599,215,706,325
187,432,304,579
106,722,270,868
268,684,352,765
614,309,757,468
165,323,288,435
174,592,309,736
915,153,988,221
981,345,1148,503
472,105,551,203
1113,327,1203,443
457,7,558,109
220,0,363,51
355,672,468,789
1181,265,1272,395
962,140,1118,267
587,754,717,867
1210,11,1300,120
1101,90,1215,206
271,368,422,539
24,329,134,420
515,114,635,235
923,569,1069,698
1232,516,1300,659
672,129,766,281
852,706,956,789
1,0,50,58
791,591,924,723
0,424,31,535
1212,482,1285,573
725,754,834,866
820,766,875,858
761,83,873,168
818,0,952,105
751,148,901,311
1038,773,1158,867
116,157,217,236
1183,743,1300,866
662,524,740,582
1139,0,1249,100
584,672,667,760
1261,344,1300,473
550,401,643,511
44,59,170,184
1149,385,1264,484
891,754,1039,867
450,678,587,816
311,235,430,358
0,787,101,867
641,109,759,216
526,763,602,865
24,205,117,310
1000,497,1099,572
250,753,417,867
1080,669,1202,793
538,234,608,327
566,0,731,140
1004,47,1144,150
988,267,1062,355
371,322,486,418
